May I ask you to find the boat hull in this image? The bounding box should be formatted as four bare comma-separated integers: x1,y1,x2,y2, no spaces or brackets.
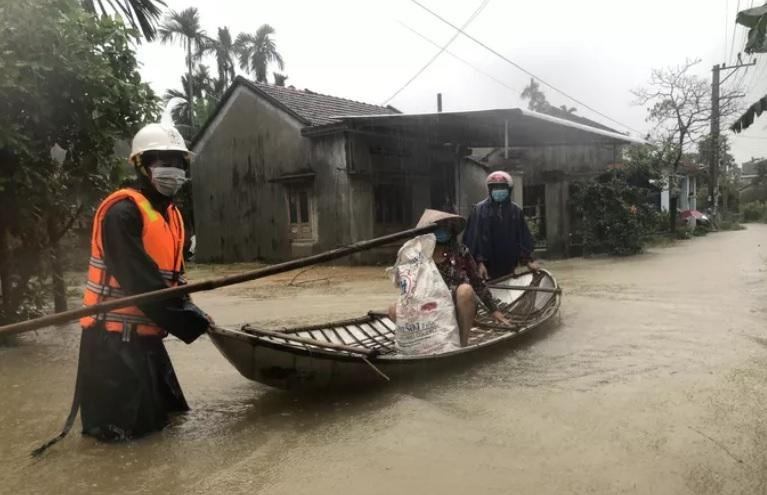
208,270,561,390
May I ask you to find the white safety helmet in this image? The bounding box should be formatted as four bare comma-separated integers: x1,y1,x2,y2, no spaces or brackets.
129,123,191,165
486,170,513,188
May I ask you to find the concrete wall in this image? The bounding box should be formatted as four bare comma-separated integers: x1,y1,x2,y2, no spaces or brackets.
348,133,459,228
457,159,488,218
192,100,490,263
457,160,525,218
308,134,350,253
345,133,467,263
661,175,696,212
485,143,619,183
191,86,312,262
661,190,670,212
482,143,621,256
544,179,570,256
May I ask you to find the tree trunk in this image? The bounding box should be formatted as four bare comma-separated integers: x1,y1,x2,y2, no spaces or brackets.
0,217,13,320
47,216,67,313
669,196,678,232
187,41,193,130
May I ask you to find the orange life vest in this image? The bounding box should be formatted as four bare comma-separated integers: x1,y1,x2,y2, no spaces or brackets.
80,188,185,337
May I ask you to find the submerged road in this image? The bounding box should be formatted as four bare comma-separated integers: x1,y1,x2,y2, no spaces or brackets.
2,225,766,494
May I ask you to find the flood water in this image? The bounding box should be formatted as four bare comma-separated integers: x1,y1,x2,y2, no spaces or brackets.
2,225,767,494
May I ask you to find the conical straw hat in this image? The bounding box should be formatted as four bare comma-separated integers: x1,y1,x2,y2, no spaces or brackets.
415,209,467,233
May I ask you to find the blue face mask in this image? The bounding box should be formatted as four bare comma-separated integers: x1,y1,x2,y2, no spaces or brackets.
491,188,510,202
434,228,451,244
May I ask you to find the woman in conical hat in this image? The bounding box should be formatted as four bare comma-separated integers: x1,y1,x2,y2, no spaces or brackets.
392,209,510,347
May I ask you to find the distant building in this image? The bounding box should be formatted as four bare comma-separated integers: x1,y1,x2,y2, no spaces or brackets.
191,76,641,262
659,161,704,213
739,157,767,204
467,138,629,254
466,110,639,254
740,157,767,184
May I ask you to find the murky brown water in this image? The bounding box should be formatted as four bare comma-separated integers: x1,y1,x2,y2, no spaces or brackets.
3,226,767,494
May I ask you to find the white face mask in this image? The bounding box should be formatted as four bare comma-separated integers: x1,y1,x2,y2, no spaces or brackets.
150,166,188,197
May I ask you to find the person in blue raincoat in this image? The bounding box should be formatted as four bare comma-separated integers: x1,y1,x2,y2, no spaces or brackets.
464,171,539,281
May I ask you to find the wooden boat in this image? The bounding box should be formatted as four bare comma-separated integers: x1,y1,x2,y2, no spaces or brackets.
208,269,561,390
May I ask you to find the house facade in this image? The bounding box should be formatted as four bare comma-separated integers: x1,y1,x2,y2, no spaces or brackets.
191,78,475,262
660,175,697,211
741,157,766,185
739,157,767,204
468,142,625,255
191,77,641,263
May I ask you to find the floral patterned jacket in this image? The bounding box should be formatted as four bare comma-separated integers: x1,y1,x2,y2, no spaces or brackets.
434,243,498,312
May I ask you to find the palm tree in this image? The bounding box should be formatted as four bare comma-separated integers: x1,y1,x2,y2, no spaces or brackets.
81,0,166,40
164,88,190,128
159,8,208,128
521,78,549,113
192,65,219,99
164,65,219,130
273,72,288,87
202,27,237,90
235,24,284,83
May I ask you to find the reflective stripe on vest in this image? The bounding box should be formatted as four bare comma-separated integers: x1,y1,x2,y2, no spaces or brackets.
80,188,185,337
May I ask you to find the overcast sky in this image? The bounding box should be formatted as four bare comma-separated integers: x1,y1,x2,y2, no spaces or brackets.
137,0,767,165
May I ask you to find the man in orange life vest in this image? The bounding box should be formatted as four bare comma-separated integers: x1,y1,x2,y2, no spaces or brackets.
75,123,213,441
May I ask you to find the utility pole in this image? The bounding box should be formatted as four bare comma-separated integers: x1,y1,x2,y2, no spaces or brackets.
710,63,720,217
710,59,755,217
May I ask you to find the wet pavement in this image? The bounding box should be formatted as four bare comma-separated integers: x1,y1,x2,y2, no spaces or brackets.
2,225,767,494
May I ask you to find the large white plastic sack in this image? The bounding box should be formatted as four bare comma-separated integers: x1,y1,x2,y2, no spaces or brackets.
389,234,460,354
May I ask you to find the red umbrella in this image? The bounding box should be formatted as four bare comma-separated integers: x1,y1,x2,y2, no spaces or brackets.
679,209,704,220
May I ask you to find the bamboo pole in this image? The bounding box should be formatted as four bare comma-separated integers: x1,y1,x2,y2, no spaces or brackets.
486,284,562,294
0,224,438,337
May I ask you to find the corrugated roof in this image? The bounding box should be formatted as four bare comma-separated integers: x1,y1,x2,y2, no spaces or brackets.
537,106,619,133
321,108,644,146
244,78,398,126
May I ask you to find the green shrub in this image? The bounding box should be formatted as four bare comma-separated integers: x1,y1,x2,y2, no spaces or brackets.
718,211,746,231
741,201,767,223
692,225,709,236
570,171,659,256
719,220,746,231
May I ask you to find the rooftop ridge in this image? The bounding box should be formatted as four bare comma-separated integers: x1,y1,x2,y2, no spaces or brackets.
250,80,394,112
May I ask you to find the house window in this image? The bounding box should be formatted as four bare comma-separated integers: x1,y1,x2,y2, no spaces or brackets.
287,186,313,241
374,183,408,224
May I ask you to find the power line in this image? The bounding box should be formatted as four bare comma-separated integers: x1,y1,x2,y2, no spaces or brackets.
736,9,754,87
733,50,753,89
382,0,490,105
744,56,767,96
397,21,524,96
732,63,749,90
740,1,760,92
725,0,731,63
742,54,763,94
409,0,643,136
729,0,742,63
